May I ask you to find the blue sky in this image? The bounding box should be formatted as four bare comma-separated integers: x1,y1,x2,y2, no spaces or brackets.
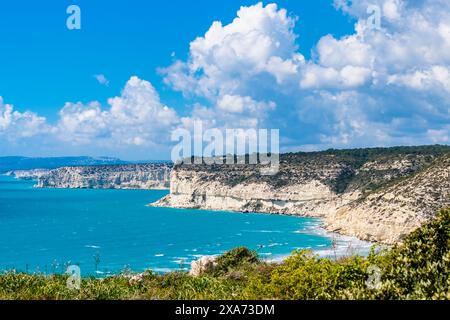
0,0,449,159
0,0,353,121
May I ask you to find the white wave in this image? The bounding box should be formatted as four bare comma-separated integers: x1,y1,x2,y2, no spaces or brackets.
267,242,283,247
263,223,376,263
152,267,173,273
85,245,101,249
245,230,282,233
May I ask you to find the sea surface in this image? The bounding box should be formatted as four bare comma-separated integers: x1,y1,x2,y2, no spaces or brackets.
0,175,371,276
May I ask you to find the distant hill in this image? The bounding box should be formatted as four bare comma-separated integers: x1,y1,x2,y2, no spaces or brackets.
0,156,130,173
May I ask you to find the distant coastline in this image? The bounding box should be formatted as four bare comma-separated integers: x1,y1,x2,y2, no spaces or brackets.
8,163,171,190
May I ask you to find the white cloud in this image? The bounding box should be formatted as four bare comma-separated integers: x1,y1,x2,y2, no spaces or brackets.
161,2,300,131
2,1,450,158
0,97,49,140
1,77,180,156
300,65,371,89
315,34,373,69
388,66,450,93
58,101,109,144
94,74,109,86
161,3,301,95
217,94,275,114
58,76,179,146
163,0,450,150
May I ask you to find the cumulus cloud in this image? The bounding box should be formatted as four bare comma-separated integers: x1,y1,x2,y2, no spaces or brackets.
1,77,180,157
0,97,49,140
58,101,109,144
2,1,450,158
162,0,450,151
58,76,179,147
300,64,372,89
217,94,275,114
388,66,450,93
94,74,109,86
163,2,299,97
160,2,306,134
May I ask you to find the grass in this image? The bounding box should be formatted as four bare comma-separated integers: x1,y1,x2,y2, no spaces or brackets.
1,209,449,300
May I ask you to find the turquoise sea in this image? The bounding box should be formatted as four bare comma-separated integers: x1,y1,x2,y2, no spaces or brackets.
0,175,366,276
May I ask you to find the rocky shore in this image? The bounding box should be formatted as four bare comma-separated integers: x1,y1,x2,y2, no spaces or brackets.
151,146,450,244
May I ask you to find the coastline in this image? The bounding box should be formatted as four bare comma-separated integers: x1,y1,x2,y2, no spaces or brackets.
301,220,376,259
34,185,170,191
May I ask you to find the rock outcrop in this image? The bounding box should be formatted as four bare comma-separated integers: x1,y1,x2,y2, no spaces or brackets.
152,146,450,244
37,163,171,189
190,256,217,276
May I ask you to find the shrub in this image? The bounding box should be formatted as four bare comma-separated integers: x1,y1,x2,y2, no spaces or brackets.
356,208,450,299
212,247,259,276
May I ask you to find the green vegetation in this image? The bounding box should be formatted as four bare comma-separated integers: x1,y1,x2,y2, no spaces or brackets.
186,145,450,195
284,145,450,194
1,209,449,300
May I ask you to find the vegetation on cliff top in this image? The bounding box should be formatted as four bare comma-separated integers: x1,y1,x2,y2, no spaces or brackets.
177,145,450,194
1,208,449,300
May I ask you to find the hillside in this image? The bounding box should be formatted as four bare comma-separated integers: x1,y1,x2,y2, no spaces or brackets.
326,153,450,243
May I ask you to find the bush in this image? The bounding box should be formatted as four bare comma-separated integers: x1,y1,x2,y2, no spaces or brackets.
212,247,259,276
242,251,370,300
357,208,450,299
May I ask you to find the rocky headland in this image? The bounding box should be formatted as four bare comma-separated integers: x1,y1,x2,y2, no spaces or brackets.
36,163,172,190
152,146,450,244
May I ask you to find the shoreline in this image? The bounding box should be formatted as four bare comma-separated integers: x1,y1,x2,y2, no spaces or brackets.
246,216,376,264
147,203,377,268
150,196,380,246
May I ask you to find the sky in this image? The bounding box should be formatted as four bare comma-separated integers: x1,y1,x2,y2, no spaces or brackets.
0,0,449,160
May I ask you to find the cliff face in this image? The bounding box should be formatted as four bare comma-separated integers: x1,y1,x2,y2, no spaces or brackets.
154,159,350,217
152,146,450,244
37,163,171,190
6,169,51,180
